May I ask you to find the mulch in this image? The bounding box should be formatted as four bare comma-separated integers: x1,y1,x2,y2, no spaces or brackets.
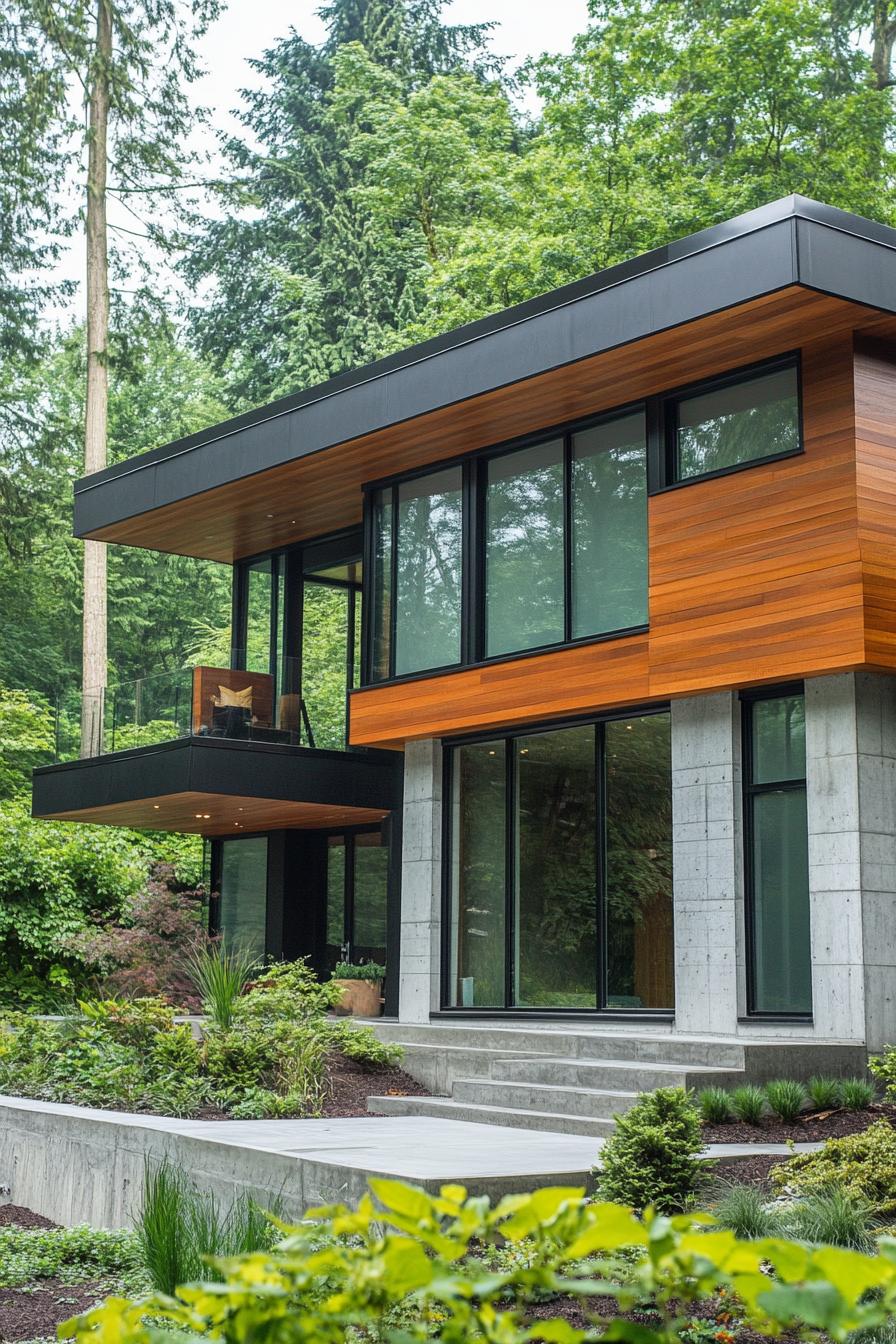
0,1204,57,1229
525,1290,800,1343
702,1101,895,1145
0,1280,110,1342
703,1152,792,1188
326,1051,429,1116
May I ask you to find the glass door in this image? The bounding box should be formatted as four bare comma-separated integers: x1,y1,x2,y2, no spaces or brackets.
325,830,388,972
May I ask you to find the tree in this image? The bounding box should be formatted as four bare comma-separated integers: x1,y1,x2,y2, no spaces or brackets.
183,0,504,409
8,0,222,753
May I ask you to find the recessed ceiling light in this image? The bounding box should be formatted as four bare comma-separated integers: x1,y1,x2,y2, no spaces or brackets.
266,513,274,519
203,813,210,819
153,804,160,810
194,813,203,819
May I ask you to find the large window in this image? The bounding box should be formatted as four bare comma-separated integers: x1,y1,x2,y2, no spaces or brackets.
744,690,811,1016
367,405,650,681
667,359,800,484
447,712,673,1011
217,836,268,959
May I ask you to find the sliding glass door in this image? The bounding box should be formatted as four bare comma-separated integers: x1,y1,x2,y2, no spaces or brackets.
447,712,673,1011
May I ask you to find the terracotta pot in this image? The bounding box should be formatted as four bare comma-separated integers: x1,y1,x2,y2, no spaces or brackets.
333,978,383,1017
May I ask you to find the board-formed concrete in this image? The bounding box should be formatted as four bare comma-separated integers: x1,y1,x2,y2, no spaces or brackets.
0,1096,602,1228
397,739,443,1023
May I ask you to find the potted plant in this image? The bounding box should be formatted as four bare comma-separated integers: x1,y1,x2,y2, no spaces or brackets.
331,961,386,1017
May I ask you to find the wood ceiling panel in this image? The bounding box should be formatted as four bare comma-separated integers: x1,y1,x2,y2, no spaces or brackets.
87,288,885,563
40,791,388,837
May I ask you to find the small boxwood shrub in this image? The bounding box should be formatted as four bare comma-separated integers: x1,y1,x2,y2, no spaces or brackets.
772,1119,896,1218
595,1087,704,1213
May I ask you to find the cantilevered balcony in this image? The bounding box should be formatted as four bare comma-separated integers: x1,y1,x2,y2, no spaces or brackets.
31,661,401,836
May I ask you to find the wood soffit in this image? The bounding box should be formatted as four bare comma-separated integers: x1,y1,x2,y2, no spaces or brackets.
82,287,896,563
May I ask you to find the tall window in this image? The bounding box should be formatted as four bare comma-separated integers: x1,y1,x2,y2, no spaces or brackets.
572,411,648,637
218,836,268,959
485,441,565,657
447,713,673,1011
371,468,463,679
668,360,800,483
745,690,811,1015
325,831,389,973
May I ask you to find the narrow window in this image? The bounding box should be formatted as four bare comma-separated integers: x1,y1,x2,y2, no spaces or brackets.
746,692,811,1015
448,740,507,1007
370,489,393,682
671,362,800,483
395,467,463,676
245,558,274,673
485,439,565,657
218,836,268,959
572,410,647,638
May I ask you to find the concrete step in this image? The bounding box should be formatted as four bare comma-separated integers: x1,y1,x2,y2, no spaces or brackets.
373,1021,747,1068
390,1042,544,1094
450,1077,638,1120
489,1056,744,1093
367,1093,615,1137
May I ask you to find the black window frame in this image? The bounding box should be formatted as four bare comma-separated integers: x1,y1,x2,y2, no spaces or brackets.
657,352,803,491
741,682,813,1022
363,398,652,685
361,352,803,688
439,704,674,1017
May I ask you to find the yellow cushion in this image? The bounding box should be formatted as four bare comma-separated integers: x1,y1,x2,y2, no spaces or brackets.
215,684,253,710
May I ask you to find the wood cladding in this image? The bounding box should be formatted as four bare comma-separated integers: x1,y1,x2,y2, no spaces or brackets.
349,332,886,748
86,287,886,563
40,791,388,837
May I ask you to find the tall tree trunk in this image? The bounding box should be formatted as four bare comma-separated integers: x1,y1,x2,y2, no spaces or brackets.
871,1,896,89
81,0,111,757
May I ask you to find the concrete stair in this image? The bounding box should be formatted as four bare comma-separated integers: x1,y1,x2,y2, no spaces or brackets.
367,1020,866,1136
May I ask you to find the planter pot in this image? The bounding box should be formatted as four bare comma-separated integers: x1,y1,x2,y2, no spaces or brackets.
333,978,383,1017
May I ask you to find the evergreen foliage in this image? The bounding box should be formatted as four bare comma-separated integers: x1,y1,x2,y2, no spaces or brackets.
595,1087,705,1213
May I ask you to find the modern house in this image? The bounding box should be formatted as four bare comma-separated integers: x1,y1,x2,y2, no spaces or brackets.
31,196,896,1118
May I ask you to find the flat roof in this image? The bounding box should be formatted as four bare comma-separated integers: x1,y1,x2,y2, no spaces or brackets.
73,195,896,553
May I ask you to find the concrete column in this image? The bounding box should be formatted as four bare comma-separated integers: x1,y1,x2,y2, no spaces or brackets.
806,672,896,1048
671,693,742,1035
397,739,443,1023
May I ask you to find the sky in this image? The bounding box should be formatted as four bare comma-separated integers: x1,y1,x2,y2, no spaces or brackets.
49,0,590,317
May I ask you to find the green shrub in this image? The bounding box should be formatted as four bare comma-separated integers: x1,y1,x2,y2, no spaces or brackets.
843,1077,876,1110
136,1159,276,1295
711,1181,783,1239
697,1086,732,1124
332,960,387,981
187,942,258,1028
765,1078,808,1123
870,1047,896,1100
807,1075,844,1111
329,1020,403,1068
60,1178,896,1344
595,1087,704,1213
786,1186,879,1251
730,1084,765,1124
772,1119,896,1218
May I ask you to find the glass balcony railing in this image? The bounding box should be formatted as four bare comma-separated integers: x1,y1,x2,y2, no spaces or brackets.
52,656,351,763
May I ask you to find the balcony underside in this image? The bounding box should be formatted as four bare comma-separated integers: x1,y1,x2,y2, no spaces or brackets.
31,736,401,837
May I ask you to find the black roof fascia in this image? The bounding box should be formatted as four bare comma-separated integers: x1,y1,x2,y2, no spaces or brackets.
73,197,896,540
31,736,402,819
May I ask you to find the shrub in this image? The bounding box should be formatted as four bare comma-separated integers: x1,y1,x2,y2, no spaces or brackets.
595,1087,704,1213
711,1181,783,1239
765,1078,808,1123
807,1076,843,1111
187,941,258,1028
772,1119,896,1218
61,1179,896,1344
67,865,209,1009
332,960,387,981
329,1020,403,1068
136,1159,276,1295
843,1077,876,1110
870,1047,896,1100
786,1186,879,1251
730,1084,765,1124
697,1086,732,1124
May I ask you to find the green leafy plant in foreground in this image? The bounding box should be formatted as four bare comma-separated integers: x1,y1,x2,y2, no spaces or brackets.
62,1177,896,1344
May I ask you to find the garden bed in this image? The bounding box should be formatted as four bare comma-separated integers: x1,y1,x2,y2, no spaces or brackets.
189,1051,429,1120
702,1102,896,1145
